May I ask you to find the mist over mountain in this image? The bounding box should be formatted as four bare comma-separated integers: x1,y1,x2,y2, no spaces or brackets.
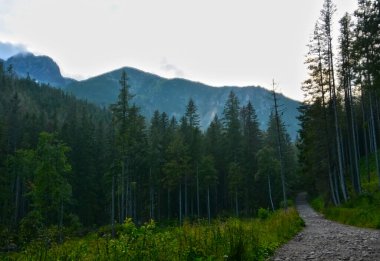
0,41,27,59
3,52,300,138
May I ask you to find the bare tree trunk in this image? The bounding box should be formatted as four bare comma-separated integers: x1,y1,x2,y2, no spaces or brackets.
317,33,339,205
125,159,129,219
268,175,275,211
121,161,125,221
328,170,338,206
59,201,63,244
272,82,287,209
184,176,187,218
167,189,170,219
196,164,200,217
207,186,210,224
348,83,361,194
333,169,341,205
149,168,153,220
331,58,348,202
369,90,380,186
14,174,20,227
235,190,239,217
361,90,371,182
179,183,182,225
111,175,115,238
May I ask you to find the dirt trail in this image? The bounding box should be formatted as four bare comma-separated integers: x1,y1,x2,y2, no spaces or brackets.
271,193,380,261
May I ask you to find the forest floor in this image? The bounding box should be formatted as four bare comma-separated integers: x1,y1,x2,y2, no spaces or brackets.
271,192,380,261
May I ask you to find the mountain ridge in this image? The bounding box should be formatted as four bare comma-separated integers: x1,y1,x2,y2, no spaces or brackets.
3,52,300,138
66,67,300,138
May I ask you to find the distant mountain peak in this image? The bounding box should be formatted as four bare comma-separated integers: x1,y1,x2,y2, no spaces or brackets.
5,52,76,88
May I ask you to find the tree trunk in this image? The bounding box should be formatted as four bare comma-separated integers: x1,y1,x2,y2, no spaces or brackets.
235,190,239,217
184,176,187,218
272,82,287,209
59,201,63,244
361,90,371,182
328,170,338,206
369,90,380,187
149,168,153,220
348,82,361,194
207,186,211,224
14,174,20,227
196,164,200,217
179,183,182,225
111,175,115,238
333,169,341,205
121,161,125,221
332,72,348,202
268,175,275,211
167,189,170,219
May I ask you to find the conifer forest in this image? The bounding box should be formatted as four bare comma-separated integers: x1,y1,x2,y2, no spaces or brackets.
0,0,380,259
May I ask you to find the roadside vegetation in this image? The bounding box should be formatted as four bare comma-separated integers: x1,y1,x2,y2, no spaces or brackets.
310,155,380,229
3,208,303,261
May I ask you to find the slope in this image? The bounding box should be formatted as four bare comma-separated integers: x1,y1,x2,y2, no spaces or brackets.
66,67,300,138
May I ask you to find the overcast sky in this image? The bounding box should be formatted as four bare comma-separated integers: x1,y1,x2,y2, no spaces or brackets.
0,0,358,101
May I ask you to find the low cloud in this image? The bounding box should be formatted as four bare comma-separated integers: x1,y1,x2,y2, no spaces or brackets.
0,42,27,59
160,58,184,78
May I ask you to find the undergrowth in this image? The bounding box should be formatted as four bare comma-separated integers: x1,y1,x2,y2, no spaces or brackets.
3,208,303,261
310,153,380,229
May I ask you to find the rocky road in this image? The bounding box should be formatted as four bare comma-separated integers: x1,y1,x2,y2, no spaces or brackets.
271,193,380,261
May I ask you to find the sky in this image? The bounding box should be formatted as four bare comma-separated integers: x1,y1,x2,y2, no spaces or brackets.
0,0,358,101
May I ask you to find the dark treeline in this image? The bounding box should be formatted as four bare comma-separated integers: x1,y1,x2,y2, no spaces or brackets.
0,62,297,245
298,0,380,203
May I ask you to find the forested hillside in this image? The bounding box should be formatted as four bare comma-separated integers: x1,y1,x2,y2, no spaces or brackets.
2,52,301,139
0,60,298,248
298,0,380,206
65,67,300,139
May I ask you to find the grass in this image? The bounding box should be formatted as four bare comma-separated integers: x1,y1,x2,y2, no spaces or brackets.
311,193,380,229
3,208,304,261
310,153,380,229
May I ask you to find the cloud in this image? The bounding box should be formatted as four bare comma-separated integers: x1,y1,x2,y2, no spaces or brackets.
0,42,27,59
160,58,184,78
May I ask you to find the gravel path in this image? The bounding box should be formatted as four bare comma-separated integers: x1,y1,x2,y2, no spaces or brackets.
271,193,380,261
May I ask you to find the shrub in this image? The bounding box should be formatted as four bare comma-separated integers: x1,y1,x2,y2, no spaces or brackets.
258,208,270,220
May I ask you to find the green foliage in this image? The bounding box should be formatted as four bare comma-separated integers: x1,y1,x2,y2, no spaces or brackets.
314,192,380,229
310,152,380,228
9,208,303,261
163,134,190,189
32,132,72,224
257,208,270,220
0,63,300,251
310,197,325,212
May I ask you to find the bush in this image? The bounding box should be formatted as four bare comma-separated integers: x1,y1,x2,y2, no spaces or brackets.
258,208,270,220
310,197,324,212
19,210,44,245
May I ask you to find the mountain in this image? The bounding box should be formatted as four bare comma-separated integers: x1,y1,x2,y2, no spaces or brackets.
1,52,300,138
4,52,76,88
66,67,300,139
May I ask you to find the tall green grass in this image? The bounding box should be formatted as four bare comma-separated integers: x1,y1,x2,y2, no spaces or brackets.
5,208,303,261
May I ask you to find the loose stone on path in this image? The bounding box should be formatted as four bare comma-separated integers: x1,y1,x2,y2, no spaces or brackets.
271,193,380,261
